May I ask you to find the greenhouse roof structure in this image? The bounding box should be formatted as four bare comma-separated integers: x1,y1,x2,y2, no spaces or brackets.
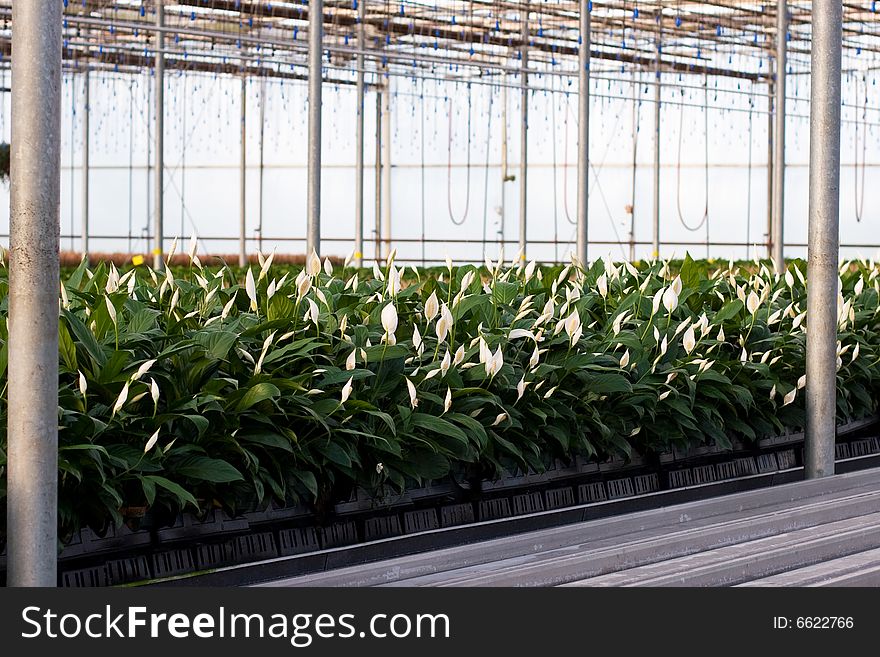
1,1,879,84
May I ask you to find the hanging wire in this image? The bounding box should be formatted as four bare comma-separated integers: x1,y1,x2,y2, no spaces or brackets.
550,92,560,262
675,76,710,233
854,72,867,223
481,85,494,261
745,82,755,256
447,82,473,226
561,95,576,226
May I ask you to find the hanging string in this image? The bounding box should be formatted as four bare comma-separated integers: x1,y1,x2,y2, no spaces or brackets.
675,76,709,233
629,70,641,261
481,86,494,261
745,83,754,257
562,96,576,225
420,81,426,266
854,73,867,223
447,82,472,226
550,92,560,262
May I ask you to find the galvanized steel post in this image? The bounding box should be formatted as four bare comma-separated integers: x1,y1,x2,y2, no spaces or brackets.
7,0,62,587
519,11,529,262
576,0,590,266
239,75,247,267
307,0,323,257
805,0,842,479
354,0,365,268
154,0,165,270
81,67,90,264
772,1,787,272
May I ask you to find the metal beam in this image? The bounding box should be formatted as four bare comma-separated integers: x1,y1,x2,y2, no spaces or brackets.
239,75,247,267
306,0,323,257
153,1,165,270
518,11,529,262
7,0,62,587
772,1,787,272
354,0,365,268
576,0,590,266
805,0,842,479
81,67,90,264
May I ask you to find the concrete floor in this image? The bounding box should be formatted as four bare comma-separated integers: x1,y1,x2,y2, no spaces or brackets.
260,467,880,587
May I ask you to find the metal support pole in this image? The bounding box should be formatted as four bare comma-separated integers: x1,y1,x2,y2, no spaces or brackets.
805,0,842,480
374,89,382,260
258,77,265,254
154,1,165,270
772,1,787,272
239,75,247,267
500,79,508,251
81,67,90,264
652,12,662,260
7,0,62,587
766,78,774,259
306,0,323,257
576,0,590,266
354,0,365,268
519,12,529,261
381,79,392,260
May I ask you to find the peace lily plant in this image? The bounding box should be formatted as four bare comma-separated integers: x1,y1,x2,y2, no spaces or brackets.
0,248,878,542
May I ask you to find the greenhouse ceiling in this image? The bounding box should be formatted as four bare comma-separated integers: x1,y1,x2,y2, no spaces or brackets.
1,1,879,85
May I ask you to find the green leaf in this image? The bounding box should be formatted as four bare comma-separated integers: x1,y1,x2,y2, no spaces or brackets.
59,323,78,372
143,474,199,508
172,456,244,483
316,441,352,468
410,412,468,445
235,382,281,411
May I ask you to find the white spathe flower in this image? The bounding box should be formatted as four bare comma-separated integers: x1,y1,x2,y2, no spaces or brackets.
769,384,777,401
854,276,865,296
783,387,797,406
563,309,581,339
424,291,440,321
596,273,608,298
150,378,159,406
651,288,664,315
386,265,401,296
144,428,160,453
346,350,357,371
436,316,449,343
78,371,88,396
306,249,321,276
306,298,320,326
516,376,527,401
671,275,683,295
105,296,117,326
740,346,749,363
746,290,761,315
405,377,418,409
221,292,237,319
132,359,157,382
485,346,504,377
341,376,354,404
852,342,860,362
524,260,537,282
412,324,423,351
529,343,540,369
784,268,795,288
658,390,671,401
509,328,535,341
682,325,696,355
112,382,130,416
440,303,454,330
266,278,277,300
662,286,678,313
381,302,398,336
620,350,630,369
323,257,334,277
443,387,452,414
440,350,451,377
245,268,258,311
296,271,312,300
797,375,806,390
492,413,507,427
